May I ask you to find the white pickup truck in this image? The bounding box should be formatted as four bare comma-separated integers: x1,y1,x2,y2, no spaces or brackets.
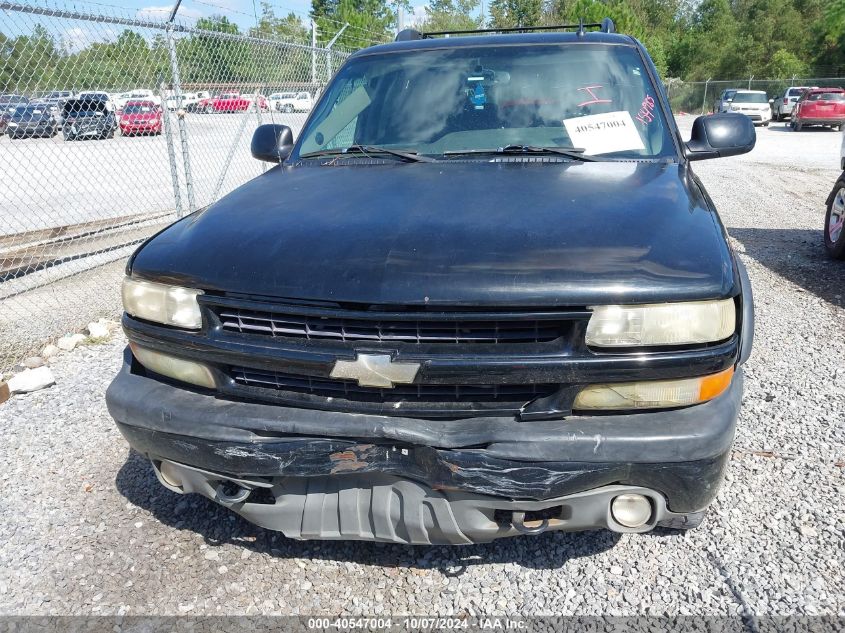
269,91,313,113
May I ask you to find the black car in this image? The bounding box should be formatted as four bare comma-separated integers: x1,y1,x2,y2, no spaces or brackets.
6,103,57,139
62,98,116,140
107,21,756,545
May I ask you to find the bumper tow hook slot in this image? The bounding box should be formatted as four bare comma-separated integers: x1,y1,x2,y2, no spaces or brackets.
511,511,549,535
214,482,251,505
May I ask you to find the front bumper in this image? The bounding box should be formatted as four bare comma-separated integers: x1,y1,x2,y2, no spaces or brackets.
107,350,742,543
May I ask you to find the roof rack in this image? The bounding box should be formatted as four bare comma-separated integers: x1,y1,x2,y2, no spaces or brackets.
395,17,615,42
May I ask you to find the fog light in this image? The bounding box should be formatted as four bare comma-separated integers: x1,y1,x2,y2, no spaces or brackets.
611,493,652,528
159,461,183,488
130,343,216,389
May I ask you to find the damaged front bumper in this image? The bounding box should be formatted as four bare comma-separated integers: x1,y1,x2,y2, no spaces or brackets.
106,350,743,544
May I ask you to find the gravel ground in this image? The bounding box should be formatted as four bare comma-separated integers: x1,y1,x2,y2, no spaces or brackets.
0,117,843,617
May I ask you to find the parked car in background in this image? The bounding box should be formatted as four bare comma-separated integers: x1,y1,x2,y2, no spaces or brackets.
267,92,294,110
119,100,162,136
791,88,845,131
165,92,199,111
274,91,313,113
78,91,116,112
108,23,757,545
0,94,28,114
773,86,814,121
724,90,772,126
714,89,738,113
241,93,270,111
6,103,57,139
197,92,263,113
114,89,162,110
63,97,117,140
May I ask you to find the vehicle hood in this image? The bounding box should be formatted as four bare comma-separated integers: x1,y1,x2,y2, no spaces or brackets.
131,161,737,307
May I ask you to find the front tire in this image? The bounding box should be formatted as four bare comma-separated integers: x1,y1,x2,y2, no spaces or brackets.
282,104,294,113
825,181,845,259
204,105,214,114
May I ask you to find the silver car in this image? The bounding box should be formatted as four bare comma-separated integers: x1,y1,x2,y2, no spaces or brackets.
714,89,739,113
773,86,815,121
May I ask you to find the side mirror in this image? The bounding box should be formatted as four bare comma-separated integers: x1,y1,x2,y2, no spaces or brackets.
685,113,756,161
768,99,774,104
251,124,293,163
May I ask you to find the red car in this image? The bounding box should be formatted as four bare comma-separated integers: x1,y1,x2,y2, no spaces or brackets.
119,100,162,136
197,92,268,113
791,88,845,131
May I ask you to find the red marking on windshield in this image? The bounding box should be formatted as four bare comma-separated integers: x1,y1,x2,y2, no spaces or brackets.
636,95,656,125
577,85,612,107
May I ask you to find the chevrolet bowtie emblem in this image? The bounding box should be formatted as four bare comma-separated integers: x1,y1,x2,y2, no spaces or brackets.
330,353,420,388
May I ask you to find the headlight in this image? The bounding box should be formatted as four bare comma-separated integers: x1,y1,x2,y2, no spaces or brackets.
130,343,215,388
585,299,735,348
121,277,203,329
574,367,734,411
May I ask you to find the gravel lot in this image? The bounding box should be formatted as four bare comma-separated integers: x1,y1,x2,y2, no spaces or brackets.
0,116,843,617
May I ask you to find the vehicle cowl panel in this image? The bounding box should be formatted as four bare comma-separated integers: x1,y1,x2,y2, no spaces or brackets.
130,161,736,306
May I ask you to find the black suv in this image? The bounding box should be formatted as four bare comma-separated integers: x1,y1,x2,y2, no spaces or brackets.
62,97,116,140
107,21,756,545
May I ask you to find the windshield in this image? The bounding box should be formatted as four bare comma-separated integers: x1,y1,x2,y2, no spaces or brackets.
732,92,767,103
296,43,673,159
124,103,154,113
64,100,107,116
807,91,845,102
787,88,806,97
13,105,47,116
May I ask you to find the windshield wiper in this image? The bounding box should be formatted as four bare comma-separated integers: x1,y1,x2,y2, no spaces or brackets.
300,145,436,163
443,145,599,161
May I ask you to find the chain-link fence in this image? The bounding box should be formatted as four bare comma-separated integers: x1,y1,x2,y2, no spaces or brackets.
665,77,845,115
0,1,352,373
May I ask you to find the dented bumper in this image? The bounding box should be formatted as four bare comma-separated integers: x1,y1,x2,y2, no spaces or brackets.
107,349,742,516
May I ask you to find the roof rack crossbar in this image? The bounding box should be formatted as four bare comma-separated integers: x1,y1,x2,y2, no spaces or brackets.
418,19,615,39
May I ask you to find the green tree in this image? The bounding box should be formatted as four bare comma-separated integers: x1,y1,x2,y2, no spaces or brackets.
489,0,543,28
311,0,394,49
421,0,481,32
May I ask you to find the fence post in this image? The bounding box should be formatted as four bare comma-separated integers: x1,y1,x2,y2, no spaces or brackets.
159,77,183,219
748,75,753,89
701,78,710,114
165,24,196,216
311,20,317,85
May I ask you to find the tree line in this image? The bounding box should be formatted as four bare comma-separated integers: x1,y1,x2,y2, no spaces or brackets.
2,0,844,96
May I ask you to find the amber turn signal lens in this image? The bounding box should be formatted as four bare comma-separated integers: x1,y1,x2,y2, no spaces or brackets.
698,367,734,401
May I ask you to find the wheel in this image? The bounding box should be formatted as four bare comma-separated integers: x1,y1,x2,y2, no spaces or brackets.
204,104,214,114
282,104,294,113
763,121,769,127
824,181,845,259
657,510,706,530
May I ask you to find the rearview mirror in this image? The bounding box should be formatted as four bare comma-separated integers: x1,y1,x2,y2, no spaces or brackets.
251,124,293,162
685,113,756,161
